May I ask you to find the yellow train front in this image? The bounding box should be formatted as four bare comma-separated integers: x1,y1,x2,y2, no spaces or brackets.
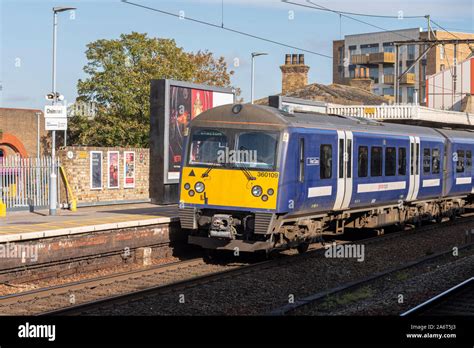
178,104,286,253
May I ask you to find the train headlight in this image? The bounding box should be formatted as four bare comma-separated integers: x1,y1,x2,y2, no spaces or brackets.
194,182,205,193
267,188,274,196
261,195,268,202
251,185,263,197
184,183,190,190
188,190,195,197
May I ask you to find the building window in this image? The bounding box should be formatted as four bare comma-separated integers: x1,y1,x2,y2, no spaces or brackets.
383,87,394,96
358,146,368,178
320,144,332,179
439,45,445,60
369,67,379,83
456,150,465,173
383,66,394,76
385,147,396,176
360,43,379,54
383,42,394,53
407,45,416,60
432,148,440,174
371,146,382,177
423,148,431,174
407,87,415,103
398,147,407,175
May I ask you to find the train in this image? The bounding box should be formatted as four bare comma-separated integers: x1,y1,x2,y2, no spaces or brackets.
178,103,474,254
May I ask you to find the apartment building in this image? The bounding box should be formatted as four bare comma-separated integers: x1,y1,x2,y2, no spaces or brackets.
333,28,474,105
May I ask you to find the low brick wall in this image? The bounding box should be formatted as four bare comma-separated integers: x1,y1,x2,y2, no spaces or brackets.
59,146,149,206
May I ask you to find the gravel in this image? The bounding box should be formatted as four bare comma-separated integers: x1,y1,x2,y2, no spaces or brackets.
85,219,474,315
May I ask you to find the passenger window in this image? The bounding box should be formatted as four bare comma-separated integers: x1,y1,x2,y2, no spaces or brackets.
385,147,396,176
423,148,431,174
371,146,382,177
432,148,440,174
456,150,465,173
358,146,368,178
339,139,344,179
320,144,332,179
467,150,472,172
398,147,407,175
299,138,304,182
347,139,352,178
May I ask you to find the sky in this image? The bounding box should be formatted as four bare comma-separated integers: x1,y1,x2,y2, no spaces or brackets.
0,0,473,109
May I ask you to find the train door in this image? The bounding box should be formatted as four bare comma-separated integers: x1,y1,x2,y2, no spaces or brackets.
334,130,353,210
407,136,421,201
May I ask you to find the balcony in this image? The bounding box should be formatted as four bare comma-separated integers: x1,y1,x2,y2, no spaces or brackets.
383,95,395,103
400,73,416,85
384,74,395,84
350,54,369,65
369,52,395,64
382,73,416,85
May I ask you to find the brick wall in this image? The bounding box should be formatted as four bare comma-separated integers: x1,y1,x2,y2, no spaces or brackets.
0,108,48,157
59,146,149,205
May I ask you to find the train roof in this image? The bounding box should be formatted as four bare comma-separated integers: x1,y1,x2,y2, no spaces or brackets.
192,104,474,140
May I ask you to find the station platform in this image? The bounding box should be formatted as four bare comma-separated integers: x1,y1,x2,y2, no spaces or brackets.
0,203,179,243
0,203,182,277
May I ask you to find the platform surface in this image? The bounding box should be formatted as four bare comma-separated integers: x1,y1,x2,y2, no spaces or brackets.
0,203,178,242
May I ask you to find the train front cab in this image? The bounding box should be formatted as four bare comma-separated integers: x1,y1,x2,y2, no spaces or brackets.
178,124,286,252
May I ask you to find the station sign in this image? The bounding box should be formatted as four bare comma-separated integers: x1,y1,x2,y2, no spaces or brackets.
44,105,68,131
45,117,67,131
44,105,67,118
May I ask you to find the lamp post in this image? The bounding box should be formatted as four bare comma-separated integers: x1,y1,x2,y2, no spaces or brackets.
50,6,76,216
250,52,268,104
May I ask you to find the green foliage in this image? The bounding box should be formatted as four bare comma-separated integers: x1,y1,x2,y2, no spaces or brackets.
69,32,234,147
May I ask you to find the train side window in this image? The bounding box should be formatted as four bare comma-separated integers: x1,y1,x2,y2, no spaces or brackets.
358,146,368,178
320,144,332,179
298,138,305,182
432,148,440,174
371,146,382,177
347,139,352,178
398,147,407,175
423,148,431,174
339,139,344,179
385,147,396,176
456,150,465,173
466,150,472,172
416,143,420,175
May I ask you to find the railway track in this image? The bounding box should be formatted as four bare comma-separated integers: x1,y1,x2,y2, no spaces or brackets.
0,257,246,315
39,215,474,316
401,277,474,316
269,243,474,315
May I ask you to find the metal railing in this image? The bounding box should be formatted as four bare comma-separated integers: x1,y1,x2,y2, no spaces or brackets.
0,156,60,210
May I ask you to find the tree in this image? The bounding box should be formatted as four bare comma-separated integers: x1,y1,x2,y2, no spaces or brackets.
69,32,234,147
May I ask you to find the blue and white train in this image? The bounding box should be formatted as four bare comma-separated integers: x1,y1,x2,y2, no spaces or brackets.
178,104,474,253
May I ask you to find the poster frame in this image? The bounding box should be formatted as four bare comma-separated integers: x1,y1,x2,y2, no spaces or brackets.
123,150,136,189
90,151,103,190
107,151,120,189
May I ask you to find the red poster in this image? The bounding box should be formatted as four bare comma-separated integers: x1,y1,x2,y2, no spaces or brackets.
191,89,213,118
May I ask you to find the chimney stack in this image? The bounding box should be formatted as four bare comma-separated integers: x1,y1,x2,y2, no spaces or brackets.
280,53,310,95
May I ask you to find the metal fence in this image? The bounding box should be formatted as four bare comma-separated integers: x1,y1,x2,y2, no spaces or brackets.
0,156,60,210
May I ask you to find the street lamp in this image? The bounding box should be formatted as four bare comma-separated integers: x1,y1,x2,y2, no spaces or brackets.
250,52,268,104
49,6,76,216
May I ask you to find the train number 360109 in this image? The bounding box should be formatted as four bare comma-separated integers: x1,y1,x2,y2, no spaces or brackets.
257,172,279,178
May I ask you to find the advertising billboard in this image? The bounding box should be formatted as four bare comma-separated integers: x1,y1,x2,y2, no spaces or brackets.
150,79,235,203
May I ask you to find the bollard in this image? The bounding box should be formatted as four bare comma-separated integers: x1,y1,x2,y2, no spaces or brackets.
70,199,77,212
0,198,6,217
